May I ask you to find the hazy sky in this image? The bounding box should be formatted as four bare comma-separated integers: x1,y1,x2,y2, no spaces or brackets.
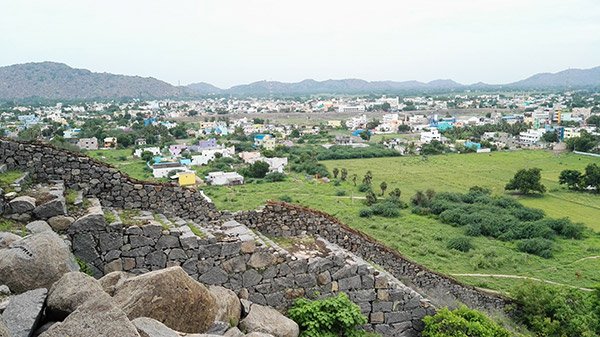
2,0,599,88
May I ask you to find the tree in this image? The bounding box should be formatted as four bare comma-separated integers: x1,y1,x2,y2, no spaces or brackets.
583,163,600,193
359,130,371,141
381,102,391,112
352,174,357,186
340,168,348,181
332,167,339,179
380,181,388,196
541,131,559,143
559,169,583,190
365,191,377,206
141,151,154,163
587,115,600,127
362,171,373,186
389,188,401,199
244,161,270,179
505,168,546,195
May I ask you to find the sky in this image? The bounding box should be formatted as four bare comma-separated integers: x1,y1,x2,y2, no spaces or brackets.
1,0,600,88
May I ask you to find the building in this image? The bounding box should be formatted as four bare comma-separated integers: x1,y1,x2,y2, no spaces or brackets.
76,137,98,151
190,146,235,166
327,120,342,128
338,105,366,113
103,137,117,148
135,138,147,146
519,129,545,146
346,115,367,130
151,162,188,178
254,134,276,150
134,147,161,158
205,171,244,186
239,151,262,163
169,144,187,157
420,128,442,143
177,172,197,186
263,157,288,173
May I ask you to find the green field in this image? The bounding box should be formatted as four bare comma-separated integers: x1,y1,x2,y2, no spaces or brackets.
203,150,600,295
87,149,157,181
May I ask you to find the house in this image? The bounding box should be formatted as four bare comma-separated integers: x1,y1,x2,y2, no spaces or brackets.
346,115,367,130
135,138,147,146
239,151,262,163
263,157,288,173
205,171,244,186
254,134,276,150
177,172,197,186
420,128,442,144
134,147,161,158
76,137,98,151
63,128,82,139
519,129,545,146
169,144,187,157
190,146,235,166
104,137,117,148
188,138,218,152
327,120,342,128
151,162,188,178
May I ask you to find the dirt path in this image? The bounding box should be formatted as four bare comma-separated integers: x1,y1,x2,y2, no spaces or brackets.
450,273,593,291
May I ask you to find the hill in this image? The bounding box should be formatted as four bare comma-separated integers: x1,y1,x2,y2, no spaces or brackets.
508,66,600,89
0,62,188,100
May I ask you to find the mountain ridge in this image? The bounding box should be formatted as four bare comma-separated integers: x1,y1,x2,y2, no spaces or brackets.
1,61,599,100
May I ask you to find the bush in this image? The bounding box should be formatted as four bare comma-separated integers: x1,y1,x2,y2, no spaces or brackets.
359,208,373,218
264,172,286,182
447,236,474,252
358,183,372,193
288,293,370,337
370,202,401,218
422,305,511,337
335,190,347,196
516,238,553,258
279,195,293,203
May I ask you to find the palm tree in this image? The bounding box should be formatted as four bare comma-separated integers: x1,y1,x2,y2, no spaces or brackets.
352,174,357,186
332,167,339,179
363,171,373,186
380,181,388,196
340,168,348,181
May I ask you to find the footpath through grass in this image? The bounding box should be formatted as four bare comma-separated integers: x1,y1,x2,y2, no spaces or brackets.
204,150,600,295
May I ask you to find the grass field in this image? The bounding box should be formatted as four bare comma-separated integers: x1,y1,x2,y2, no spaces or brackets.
203,150,600,295
87,149,157,181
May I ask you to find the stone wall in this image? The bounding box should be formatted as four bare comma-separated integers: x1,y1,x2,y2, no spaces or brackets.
0,139,219,223
68,213,434,336
233,202,511,313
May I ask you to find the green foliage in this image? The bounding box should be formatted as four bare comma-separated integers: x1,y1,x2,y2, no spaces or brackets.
335,190,347,196
422,306,511,337
421,140,449,155
541,131,559,143
565,130,599,153
559,164,600,193
359,208,373,218
242,161,270,179
76,257,94,276
265,172,286,182
364,191,377,206
332,167,339,179
516,238,553,258
358,183,372,193
369,201,401,217
279,195,293,202
141,151,154,162
511,282,600,337
505,168,546,195
288,293,370,337
447,236,474,252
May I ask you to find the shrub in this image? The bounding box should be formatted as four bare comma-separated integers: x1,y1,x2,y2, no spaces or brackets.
365,191,378,206
422,305,511,337
279,195,293,203
359,208,373,218
264,172,286,182
288,293,370,337
335,190,347,196
516,238,553,258
447,236,474,252
358,183,372,192
370,202,401,218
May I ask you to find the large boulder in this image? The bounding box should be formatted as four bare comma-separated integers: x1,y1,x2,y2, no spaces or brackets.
2,288,47,337
33,198,66,220
7,196,35,215
39,296,140,337
47,216,74,232
25,221,52,234
112,267,217,333
0,232,21,249
239,304,299,337
209,285,242,326
0,231,79,293
99,271,132,296
46,272,111,320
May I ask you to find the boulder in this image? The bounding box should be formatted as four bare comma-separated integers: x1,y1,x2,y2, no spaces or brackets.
25,221,52,234
0,318,11,337
99,271,131,296
245,333,276,337
39,296,140,337
47,216,74,232
209,285,242,326
132,317,179,337
0,231,79,293
68,213,106,234
47,272,110,320
0,232,21,249
112,266,217,333
33,198,66,220
7,196,35,215
224,327,245,337
2,288,47,337
239,304,299,337
247,252,276,269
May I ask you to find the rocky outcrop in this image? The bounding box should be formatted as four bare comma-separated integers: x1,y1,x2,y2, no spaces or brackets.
112,267,217,333
46,272,111,320
0,231,79,293
239,303,299,337
209,286,242,327
2,288,47,337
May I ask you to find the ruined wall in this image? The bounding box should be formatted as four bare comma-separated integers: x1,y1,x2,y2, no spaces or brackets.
0,139,219,223
233,202,511,312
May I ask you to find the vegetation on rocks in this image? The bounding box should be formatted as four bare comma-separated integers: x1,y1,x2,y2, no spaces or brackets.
422,306,511,337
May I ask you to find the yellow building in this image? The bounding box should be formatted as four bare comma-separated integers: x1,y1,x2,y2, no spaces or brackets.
327,120,342,128
178,172,197,186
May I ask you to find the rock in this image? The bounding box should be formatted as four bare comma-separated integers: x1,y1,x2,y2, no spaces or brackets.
209,285,242,326
245,333,276,337
0,232,21,249
0,285,10,296
132,317,179,337
3,288,47,337
247,252,275,269
99,271,131,296
0,231,79,293
25,221,52,234
68,213,106,234
47,216,74,232
112,266,217,333
33,198,66,220
0,318,11,337
239,304,299,337
39,296,140,337
47,272,110,320
7,196,35,215
32,322,57,337
224,327,245,337
206,321,229,335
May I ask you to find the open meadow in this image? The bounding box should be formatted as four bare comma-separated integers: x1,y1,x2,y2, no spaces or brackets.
204,150,600,295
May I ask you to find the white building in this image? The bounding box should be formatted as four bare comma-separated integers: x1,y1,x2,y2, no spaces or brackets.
134,147,161,158
151,163,189,178
205,171,244,186
346,114,368,130
519,129,545,146
420,128,442,144
76,137,98,151
191,146,235,166
338,105,366,113
263,157,288,173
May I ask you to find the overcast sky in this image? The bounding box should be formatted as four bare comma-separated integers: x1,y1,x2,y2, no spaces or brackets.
1,0,599,88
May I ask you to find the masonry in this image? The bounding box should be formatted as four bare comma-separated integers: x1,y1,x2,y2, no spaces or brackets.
0,139,219,223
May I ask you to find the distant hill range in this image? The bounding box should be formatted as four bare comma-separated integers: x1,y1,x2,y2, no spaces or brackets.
0,62,599,100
